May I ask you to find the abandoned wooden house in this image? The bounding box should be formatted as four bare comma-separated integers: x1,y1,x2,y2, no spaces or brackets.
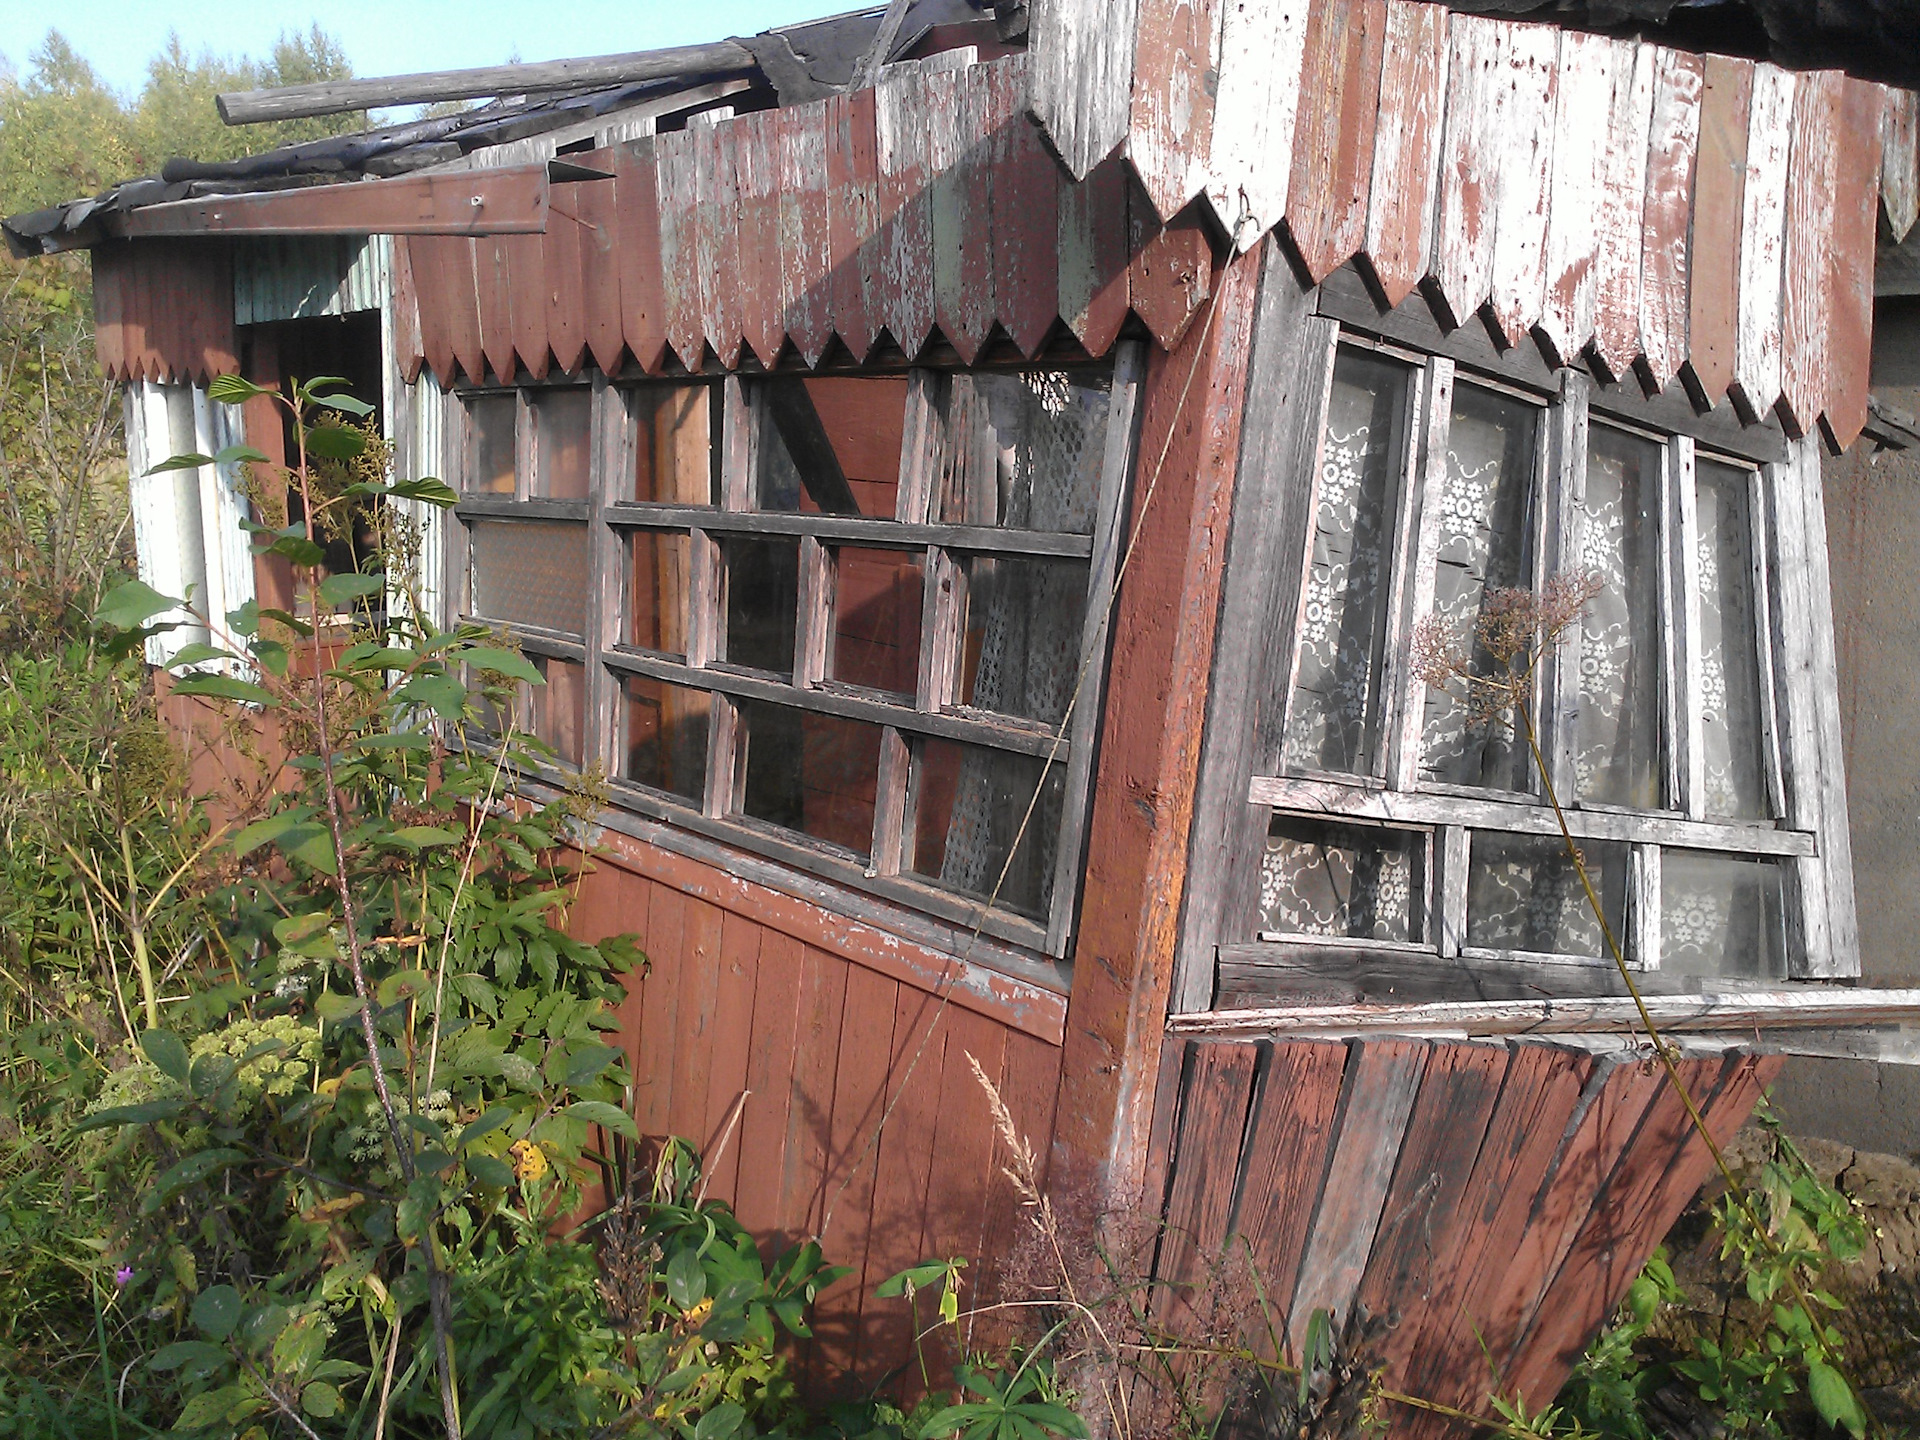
14,0,1920,1421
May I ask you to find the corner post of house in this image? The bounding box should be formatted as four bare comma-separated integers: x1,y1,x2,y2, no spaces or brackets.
1048,236,1268,1210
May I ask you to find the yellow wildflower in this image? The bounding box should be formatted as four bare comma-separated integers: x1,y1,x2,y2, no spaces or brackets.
508,1139,548,1182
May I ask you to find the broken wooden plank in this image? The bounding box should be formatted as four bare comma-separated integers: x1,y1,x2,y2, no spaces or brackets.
1638,48,1703,391
1823,78,1886,449
1362,0,1448,308
1291,0,1388,282
1129,0,1218,226
1732,64,1796,421
1884,85,1920,245
1127,207,1215,350
1485,22,1560,347
614,138,669,375
1027,0,1141,181
1780,70,1842,437
1209,0,1308,252
1684,55,1753,406
116,165,550,238
1288,1038,1428,1352
1429,13,1504,332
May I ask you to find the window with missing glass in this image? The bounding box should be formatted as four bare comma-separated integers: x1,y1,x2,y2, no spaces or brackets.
450,351,1143,958
1229,329,1845,986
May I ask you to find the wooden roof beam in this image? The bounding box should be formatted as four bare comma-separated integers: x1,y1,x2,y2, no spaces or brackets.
216,40,758,125
114,166,553,240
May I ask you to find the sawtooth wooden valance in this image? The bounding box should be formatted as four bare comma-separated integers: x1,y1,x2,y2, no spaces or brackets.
1031,0,1918,449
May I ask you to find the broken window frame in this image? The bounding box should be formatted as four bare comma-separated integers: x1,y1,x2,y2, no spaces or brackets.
448,350,1145,960
1212,320,1850,998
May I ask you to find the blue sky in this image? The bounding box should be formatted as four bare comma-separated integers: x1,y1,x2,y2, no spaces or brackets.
0,1,861,99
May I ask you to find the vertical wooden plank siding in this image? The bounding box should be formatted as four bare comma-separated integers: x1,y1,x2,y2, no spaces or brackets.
1779,71,1841,438
1363,0,1448,308
1484,24,1559,347
776,946,850,1249
1128,0,1218,227
1429,15,1504,332
952,65,999,362
1733,64,1795,422
826,87,882,364
994,57,1061,358
545,198,590,376
667,898,727,1148
1051,249,1263,1203
613,138,669,375
734,931,806,1243
698,118,746,371
404,238,457,385
575,151,626,376
925,1007,1008,1347
1821,79,1886,450
1209,0,1308,253
1026,0,1140,182
90,243,128,378
1591,42,1657,378
735,110,785,368
926,68,972,363
1289,0,1388,283
1638,50,1704,391
700,911,762,1201
504,230,547,381
657,128,705,371
633,883,686,1140
777,107,833,367
875,68,936,359
1056,159,1133,355
1686,56,1753,405
1154,1044,1260,1334
1883,86,1920,245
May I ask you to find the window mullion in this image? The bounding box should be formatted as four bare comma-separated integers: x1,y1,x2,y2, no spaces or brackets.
1748,465,1787,819
919,544,961,713
795,534,834,687
1630,841,1661,969
584,373,620,778
872,727,910,878
1543,369,1590,803
1272,325,1345,765
1436,823,1469,958
720,376,755,511
1387,355,1454,790
1665,434,1704,819
513,388,533,502
896,369,942,524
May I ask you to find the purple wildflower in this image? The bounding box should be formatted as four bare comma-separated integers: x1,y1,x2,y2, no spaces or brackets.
114,1266,133,1287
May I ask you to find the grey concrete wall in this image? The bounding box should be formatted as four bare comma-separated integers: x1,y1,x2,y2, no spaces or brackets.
1769,382,1920,1159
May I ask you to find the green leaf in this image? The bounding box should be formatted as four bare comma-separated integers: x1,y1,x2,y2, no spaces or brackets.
165,641,239,669
876,1262,954,1300
143,452,213,475
564,1100,639,1142
142,1148,245,1214
301,1381,343,1419
452,645,543,686
694,1403,746,1440
212,443,269,466
397,672,468,719
207,373,272,405
235,811,305,859
191,1284,244,1342
564,1043,622,1087
314,992,365,1024
387,475,459,508
142,1029,191,1086
95,579,178,630
316,571,385,607
388,825,465,849
313,393,374,418
459,1107,516,1148
264,533,328,567
148,1340,229,1374
298,375,352,396
467,1155,514,1189
174,1385,250,1431
666,1248,707,1310
227,599,261,638
279,822,337,875
72,1098,187,1132
1809,1362,1866,1438
169,673,277,708
304,424,366,461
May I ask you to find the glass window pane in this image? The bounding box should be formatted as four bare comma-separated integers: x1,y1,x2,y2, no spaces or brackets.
1661,850,1787,979
724,538,798,674
534,388,592,500
1467,831,1628,958
910,739,1064,919
936,371,1110,534
1419,384,1540,792
1284,350,1409,775
621,675,709,801
1695,460,1770,820
629,531,694,657
635,384,717,504
469,394,516,495
738,700,881,859
959,555,1089,727
756,377,906,517
1575,425,1664,808
470,520,588,635
532,656,585,767
831,546,924,697
1259,817,1424,942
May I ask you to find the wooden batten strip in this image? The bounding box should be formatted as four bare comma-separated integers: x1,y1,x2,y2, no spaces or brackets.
1538,33,1614,368
776,105,833,367
875,67,937,359
1638,49,1703,391
1129,0,1217,228
1779,71,1842,438
573,151,625,376
1289,0,1387,283
1485,23,1560,347
1732,63,1796,421
1823,78,1885,450
1884,86,1920,245
1685,54,1753,405
994,57,1061,357
1429,13,1505,333
1210,0,1307,252
1591,41,1656,378
826,86,883,363
1362,0,1447,308
613,139,669,375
